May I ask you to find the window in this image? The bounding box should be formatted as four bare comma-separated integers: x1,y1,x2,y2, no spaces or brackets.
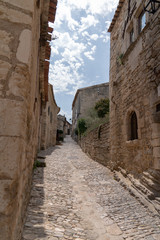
156,103,160,112
139,11,146,33
130,28,134,43
130,112,138,140
48,106,50,115
50,112,52,123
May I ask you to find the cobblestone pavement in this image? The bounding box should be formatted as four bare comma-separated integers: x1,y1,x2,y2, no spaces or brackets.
22,136,160,240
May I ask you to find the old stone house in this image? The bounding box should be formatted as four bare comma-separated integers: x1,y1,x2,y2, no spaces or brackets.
57,114,66,140
72,83,109,135
39,83,60,150
0,0,57,239
64,120,72,135
108,0,160,201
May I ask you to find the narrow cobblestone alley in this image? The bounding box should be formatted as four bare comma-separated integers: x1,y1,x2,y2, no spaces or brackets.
22,136,160,240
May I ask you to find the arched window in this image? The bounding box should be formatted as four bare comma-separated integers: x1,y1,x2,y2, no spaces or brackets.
130,112,138,140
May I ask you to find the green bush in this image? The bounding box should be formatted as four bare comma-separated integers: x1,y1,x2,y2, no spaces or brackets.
95,98,109,118
33,160,46,169
75,128,78,136
77,118,87,135
57,129,63,134
59,136,64,141
83,106,109,134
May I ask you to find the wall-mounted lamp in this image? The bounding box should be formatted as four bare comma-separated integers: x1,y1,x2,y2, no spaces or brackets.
144,0,160,14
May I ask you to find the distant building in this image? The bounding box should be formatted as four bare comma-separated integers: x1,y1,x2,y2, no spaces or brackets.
57,114,66,140
57,114,66,132
108,0,160,197
39,84,60,150
72,83,109,136
64,120,72,135
57,115,72,140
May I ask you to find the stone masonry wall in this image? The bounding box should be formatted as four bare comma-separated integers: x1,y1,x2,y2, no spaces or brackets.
80,122,110,167
40,84,59,149
109,0,160,175
0,0,54,239
72,83,109,136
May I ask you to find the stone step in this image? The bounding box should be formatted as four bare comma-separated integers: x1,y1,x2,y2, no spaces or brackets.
113,170,160,215
147,169,160,182
128,174,156,200
143,171,160,184
140,175,160,194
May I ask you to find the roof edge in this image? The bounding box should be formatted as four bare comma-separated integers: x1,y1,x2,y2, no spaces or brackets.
72,82,109,109
108,0,125,33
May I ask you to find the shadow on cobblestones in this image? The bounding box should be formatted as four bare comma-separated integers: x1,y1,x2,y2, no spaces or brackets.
22,146,60,240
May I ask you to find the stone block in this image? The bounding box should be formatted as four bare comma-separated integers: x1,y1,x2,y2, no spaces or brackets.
0,136,25,179
7,64,30,98
158,84,160,97
153,147,160,157
0,30,13,58
16,29,31,64
0,179,13,214
0,217,10,240
1,0,34,12
0,60,11,80
151,138,160,147
0,99,27,137
154,157,160,170
0,5,32,25
151,123,160,138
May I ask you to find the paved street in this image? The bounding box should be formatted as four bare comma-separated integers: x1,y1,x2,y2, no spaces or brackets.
22,136,160,240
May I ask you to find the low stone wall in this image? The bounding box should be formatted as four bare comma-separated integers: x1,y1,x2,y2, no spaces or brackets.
80,122,110,167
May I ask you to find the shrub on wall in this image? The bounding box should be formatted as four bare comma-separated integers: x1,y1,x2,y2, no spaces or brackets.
77,118,87,136
95,98,109,118
75,128,78,136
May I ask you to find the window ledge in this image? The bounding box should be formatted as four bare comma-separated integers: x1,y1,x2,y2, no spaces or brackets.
126,139,139,147
122,22,150,62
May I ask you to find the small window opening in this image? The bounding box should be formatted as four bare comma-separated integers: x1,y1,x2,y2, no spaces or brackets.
130,28,134,43
156,103,160,112
139,11,146,33
48,106,50,115
50,112,52,123
130,112,138,140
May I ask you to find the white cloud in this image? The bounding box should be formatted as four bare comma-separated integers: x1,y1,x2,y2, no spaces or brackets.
80,15,99,32
90,34,99,41
84,45,96,61
82,31,90,37
68,0,119,15
54,3,79,30
49,58,84,95
51,32,86,63
49,0,119,99
100,29,110,43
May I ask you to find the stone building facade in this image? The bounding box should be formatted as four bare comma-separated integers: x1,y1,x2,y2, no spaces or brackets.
39,84,60,150
64,120,72,135
57,114,66,140
0,0,57,239
57,114,66,132
108,0,160,200
72,83,109,135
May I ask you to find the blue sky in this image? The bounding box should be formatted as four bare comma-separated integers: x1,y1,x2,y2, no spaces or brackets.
49,0,119,121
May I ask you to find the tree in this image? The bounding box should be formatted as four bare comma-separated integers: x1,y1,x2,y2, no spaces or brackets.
95,98,109,118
